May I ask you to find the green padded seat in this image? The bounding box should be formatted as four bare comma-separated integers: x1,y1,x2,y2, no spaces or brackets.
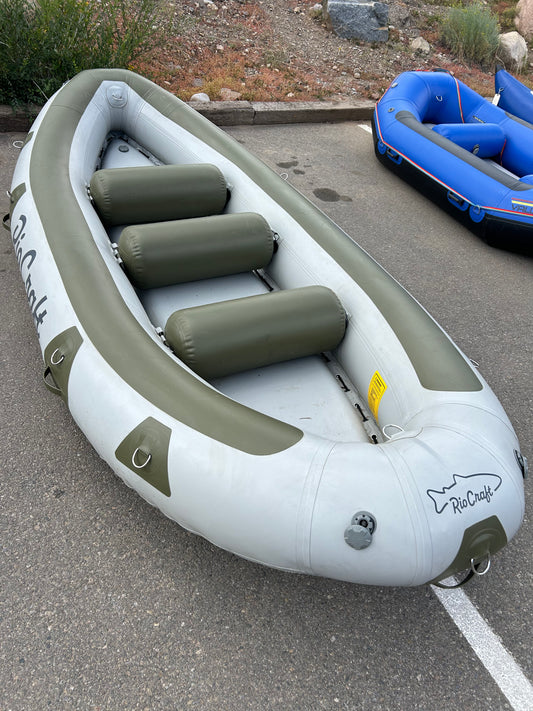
119,212,274,289
165,285,347,379
90,163,227,226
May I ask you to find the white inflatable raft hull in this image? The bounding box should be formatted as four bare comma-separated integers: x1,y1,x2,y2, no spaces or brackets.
9,70,526,586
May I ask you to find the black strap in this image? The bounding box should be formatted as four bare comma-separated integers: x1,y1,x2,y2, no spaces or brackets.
433,568,476,589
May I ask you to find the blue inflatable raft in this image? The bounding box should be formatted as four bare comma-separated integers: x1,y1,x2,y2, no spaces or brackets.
373,70,533,254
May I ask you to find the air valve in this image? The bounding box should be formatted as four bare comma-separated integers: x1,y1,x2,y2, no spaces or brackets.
344,511,377,550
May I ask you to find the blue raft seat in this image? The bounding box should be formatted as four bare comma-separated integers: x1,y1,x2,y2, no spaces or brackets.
432,123,506,158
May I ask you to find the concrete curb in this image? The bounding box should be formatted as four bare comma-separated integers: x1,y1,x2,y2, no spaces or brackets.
190,99,376,126
1,99,375,132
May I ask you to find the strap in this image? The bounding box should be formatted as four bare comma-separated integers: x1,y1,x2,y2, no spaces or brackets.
434,554,491,588
43,366,62,396
433,568,475,589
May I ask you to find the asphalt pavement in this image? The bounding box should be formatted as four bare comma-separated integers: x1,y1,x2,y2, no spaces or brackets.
1,120,531,711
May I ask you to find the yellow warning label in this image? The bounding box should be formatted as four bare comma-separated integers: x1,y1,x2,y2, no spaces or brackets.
368,371,387,420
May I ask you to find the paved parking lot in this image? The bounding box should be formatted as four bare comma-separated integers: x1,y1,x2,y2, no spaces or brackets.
1,121,531,711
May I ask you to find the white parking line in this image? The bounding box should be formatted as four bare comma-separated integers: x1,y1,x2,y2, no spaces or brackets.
356,122,372,134
432,585,533,711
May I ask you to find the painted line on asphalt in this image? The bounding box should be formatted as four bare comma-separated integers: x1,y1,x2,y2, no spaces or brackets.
432,584,533,711
356,122,372,135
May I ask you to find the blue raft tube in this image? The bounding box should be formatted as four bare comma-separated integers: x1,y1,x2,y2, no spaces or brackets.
494,65,533,125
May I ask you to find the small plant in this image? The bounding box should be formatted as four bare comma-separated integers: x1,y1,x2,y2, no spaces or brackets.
441,2,501,68
0,0,171,105
499,5,518,30
262,48,290,70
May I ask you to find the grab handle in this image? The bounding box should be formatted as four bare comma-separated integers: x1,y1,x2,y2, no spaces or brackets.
386,147,402,165
447,191,469,212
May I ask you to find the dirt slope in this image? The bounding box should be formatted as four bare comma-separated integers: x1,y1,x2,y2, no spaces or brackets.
142,0,498,102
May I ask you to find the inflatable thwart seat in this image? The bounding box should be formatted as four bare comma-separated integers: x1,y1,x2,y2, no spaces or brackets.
431,122,506,158
89,163,229,225
118,212,275,289
165,287,347,379
90,163,348,380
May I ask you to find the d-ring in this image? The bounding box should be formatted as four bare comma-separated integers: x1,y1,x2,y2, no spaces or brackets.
471,554,491,576
50,348,65,366
132,447,152,469
382,423,404,440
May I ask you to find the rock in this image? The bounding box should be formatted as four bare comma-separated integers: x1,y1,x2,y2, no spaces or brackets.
497,31,528,72
325,0,389,43
515,0,533,40
309,3,323,18
220,87,242,100
410,36,430,54
190,92,210,102
389,2,410,28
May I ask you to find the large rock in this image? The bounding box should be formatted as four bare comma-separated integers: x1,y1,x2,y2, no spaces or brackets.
515,0,533,40
325,0,389,43
498,31,528,72
220,87,242,101
389,2,410,28
410,36,430,54
190,92,210,102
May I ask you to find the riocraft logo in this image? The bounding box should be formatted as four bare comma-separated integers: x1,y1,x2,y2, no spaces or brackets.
427,473,502,515
12,214,48,336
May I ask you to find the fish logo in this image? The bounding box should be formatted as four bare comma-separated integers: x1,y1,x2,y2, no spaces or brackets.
427,473,502,515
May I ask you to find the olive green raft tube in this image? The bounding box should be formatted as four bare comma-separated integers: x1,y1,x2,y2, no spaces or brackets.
90,163,228,226
8,69,526,587
118,212,274,289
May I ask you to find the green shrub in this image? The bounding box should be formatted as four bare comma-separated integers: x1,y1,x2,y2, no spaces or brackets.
0,0,170,105
500,6,518,31
441,2,500,68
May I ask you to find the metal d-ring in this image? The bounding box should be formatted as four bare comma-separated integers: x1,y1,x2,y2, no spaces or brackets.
132,447,152,469
471,554,491,577
382,423,404,440
50,348,65,366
